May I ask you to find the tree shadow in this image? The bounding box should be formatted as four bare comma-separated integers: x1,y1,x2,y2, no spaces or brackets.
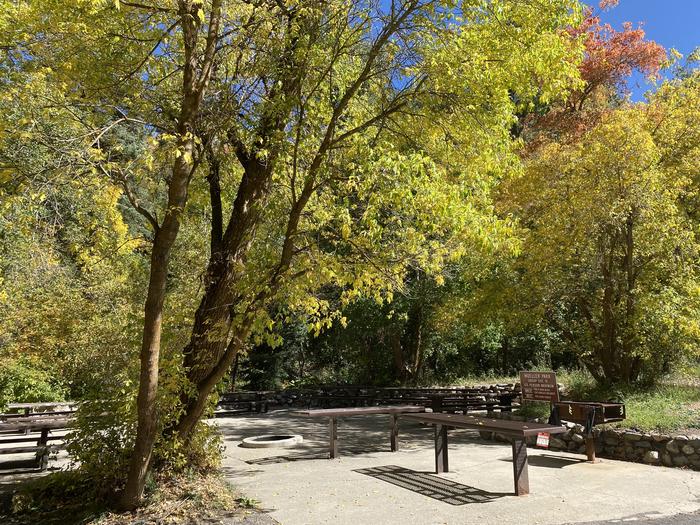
353,465,509,505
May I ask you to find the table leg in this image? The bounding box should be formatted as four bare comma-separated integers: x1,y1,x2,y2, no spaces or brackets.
390,414,399,452
435,424,449,473
329,417,338,459
511,438,529,496
585,436,597,463
37,428,50,470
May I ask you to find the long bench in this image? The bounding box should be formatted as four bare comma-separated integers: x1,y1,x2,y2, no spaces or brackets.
0,417,72,470
403,412,566,496
293,406,426,458
218,386,519,415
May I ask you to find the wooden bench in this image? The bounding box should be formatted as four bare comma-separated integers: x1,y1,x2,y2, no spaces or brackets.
403,412,566,496
293,406,426,458
0,417,72,470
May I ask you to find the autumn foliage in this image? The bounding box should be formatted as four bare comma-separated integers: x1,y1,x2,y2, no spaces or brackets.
524,0,667,143
570,0,667,109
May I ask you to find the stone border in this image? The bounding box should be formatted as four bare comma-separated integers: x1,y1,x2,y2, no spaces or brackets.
479,413,700,471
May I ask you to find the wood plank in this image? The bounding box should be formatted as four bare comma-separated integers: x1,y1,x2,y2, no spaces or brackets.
403,413,566,438
293,405,425,418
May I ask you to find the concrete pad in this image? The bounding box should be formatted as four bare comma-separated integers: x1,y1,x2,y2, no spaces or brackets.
218,411,700,525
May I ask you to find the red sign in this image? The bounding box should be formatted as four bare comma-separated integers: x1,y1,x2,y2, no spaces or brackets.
536,432,550,448
520,371,560,402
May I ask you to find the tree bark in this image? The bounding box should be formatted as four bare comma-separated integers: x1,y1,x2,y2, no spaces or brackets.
119,0,222,510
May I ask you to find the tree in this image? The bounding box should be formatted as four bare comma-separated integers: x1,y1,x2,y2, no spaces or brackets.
3,0,583,508
172,0,583,442
505,74,700,385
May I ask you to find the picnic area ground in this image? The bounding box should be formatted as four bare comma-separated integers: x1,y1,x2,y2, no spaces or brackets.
2,410,700,524
219,410,700,525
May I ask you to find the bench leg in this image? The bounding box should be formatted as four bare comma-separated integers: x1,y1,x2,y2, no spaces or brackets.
585,436,597,463
435,424,449,473
511,438,529,496
390,414,399,452
36,428,50,470
329,417,338,459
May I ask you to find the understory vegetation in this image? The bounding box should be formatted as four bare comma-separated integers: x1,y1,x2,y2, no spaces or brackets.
0,0,699,516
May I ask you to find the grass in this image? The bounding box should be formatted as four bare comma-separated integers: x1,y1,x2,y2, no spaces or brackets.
455,365,700,434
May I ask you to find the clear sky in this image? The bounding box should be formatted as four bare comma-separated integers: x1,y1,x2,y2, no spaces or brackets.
593,0,700,100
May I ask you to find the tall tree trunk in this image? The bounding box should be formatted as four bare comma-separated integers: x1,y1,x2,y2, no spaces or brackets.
405,303,424,383
119,0,222,509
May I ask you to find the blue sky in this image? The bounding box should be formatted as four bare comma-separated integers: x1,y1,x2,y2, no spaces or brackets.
593,0,700,100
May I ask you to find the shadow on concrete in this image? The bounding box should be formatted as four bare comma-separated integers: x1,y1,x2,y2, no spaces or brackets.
244,452,330,465
353,465,509,505
527,454,587,468
495,453,585,469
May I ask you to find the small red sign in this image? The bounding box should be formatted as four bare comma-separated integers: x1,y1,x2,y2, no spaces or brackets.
536,432,550,448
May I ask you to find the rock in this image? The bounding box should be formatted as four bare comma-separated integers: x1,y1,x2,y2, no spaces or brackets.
550,438,567,449
675,435,689,442
651,434,667,443
479,431,493,440
672,455,689,466
573,424,585,434
568,441,579,451
666,440,681,454
682,444,695,455
635,441,652,449
571,433,585,444
604,435,619,446
624,432,642,442
643,450,660,463
662,453,673,466
565,422,575,430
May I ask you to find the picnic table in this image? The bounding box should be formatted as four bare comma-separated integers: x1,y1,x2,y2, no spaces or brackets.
0,416,72,470
403,412,566,496
293,405,426,458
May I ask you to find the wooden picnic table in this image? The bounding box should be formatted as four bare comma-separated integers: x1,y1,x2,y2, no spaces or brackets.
0,417,72,470
403,412,566,496
293,405,426,458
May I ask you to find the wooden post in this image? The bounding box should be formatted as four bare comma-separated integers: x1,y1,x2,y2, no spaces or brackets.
390,414,399,452
329,417,338,459
585,435,597,463
37,428,50,471
511,438,529,496
435,424,449,473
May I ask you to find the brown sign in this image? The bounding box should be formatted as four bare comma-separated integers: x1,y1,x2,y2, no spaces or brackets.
519,371,559,402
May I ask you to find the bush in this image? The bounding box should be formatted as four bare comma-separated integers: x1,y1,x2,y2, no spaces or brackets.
0,358,66,410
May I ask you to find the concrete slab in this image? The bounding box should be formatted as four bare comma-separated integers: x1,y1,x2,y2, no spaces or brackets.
218,411,700,525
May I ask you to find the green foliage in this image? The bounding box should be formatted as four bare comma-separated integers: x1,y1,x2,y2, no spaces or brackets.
0,358,66,410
